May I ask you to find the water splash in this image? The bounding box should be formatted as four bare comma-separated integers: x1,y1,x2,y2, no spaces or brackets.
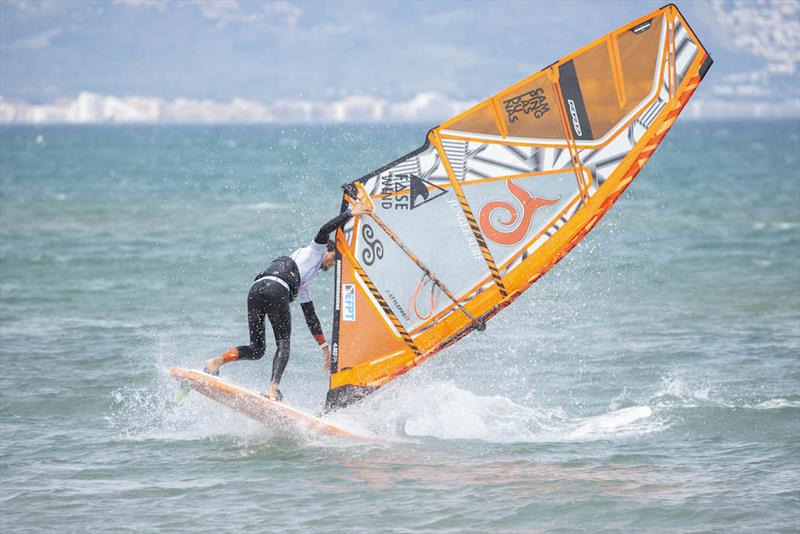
338,380,663,444
108,365,269,442
649,373,724,408
566,406,658,440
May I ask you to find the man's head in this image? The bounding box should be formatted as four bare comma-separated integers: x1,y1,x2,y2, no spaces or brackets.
321,239,336,271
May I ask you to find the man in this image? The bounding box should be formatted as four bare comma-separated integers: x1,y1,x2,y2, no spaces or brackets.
203,201,372,401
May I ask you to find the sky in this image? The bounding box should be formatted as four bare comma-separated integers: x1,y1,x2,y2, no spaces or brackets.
1,0,798,122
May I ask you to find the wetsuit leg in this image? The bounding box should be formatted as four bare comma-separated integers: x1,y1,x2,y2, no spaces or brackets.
235,279,292,383
236,279,278,360
265,288,292,384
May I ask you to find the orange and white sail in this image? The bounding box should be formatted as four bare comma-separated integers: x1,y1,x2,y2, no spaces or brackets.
326,4,712,410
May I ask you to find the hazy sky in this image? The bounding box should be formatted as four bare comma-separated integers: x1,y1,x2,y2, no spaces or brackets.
1,0,798,116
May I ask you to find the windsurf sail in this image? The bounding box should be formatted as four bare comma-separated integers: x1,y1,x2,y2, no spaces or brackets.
326,4,712,410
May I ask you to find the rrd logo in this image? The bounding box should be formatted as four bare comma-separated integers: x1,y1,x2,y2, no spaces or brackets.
567,99,583,136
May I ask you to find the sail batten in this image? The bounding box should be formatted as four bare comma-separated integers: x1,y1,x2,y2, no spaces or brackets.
326,4,711,411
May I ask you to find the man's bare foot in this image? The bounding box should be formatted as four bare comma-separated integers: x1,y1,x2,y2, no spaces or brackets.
265,382,283,402
203,357,223,376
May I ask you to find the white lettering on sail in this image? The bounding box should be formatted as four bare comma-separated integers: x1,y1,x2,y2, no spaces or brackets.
447,198,482,260
342,284,356,321
567,98,583,136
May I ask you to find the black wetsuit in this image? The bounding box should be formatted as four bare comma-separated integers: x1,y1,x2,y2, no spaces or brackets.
235,209,352,384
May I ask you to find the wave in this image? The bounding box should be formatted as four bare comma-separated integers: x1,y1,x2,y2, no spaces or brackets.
648,373,726,408
340,381,663,444
567,406,658,440
751,221,799,231
243,201,287,211
745,398,800,410
109,358,793,446
111,370,666,446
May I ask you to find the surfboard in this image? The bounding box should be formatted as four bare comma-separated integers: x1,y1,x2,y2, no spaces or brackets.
169,367,372,440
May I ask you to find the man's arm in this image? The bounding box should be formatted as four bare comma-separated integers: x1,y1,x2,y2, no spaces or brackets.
313,203,372,245
314,208,353,245
300,301,325,344
301,300,331,371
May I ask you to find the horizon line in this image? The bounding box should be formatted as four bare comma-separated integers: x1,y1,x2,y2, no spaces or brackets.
2,91,798,125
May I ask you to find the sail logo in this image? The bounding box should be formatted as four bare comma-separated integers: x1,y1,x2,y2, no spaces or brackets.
360,223,384,266
380,174,447,211
342,284,356,321
567,99,582,136
479,180,560,246
503,88,550,123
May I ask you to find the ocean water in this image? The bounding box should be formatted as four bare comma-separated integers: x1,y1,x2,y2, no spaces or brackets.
1,121,798,533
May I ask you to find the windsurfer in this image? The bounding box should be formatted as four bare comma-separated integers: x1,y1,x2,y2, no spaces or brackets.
203,201,372,401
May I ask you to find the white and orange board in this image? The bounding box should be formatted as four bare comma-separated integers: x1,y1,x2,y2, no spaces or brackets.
170,367,372,440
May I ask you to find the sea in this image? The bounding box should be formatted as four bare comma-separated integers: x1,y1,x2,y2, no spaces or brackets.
1,120,798,533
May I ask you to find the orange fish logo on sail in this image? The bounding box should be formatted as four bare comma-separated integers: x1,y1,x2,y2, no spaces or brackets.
479,180,560,246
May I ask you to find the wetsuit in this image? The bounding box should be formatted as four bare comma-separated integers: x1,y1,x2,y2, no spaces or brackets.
230,208,353,385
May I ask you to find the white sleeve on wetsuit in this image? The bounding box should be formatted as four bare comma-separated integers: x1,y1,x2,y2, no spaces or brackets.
292,241,327,304
307,240,327,256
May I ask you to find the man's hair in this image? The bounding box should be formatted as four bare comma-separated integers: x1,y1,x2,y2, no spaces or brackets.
327,239,336,252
